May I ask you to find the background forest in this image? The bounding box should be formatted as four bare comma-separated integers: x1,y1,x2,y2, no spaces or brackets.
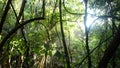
0,0,120,68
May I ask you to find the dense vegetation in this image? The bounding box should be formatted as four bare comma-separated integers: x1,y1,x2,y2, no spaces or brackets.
0,0,120,68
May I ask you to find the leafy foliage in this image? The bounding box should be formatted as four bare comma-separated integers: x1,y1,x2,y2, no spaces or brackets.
0,0,120,68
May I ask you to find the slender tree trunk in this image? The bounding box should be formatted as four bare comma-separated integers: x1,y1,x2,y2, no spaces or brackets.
0,0,12,34
59,0,71,68
84,0,91,68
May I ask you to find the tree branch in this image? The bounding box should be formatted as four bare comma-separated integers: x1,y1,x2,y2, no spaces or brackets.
63,0,83,15
75,35,113,68
0,0,12,34
0,17,44,52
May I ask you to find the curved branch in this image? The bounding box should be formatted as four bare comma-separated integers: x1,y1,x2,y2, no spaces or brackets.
0,17,44,51
63,0,83,15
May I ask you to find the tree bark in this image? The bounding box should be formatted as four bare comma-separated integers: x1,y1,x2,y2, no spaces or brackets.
59,0,71,68
98,25,120,68
0,0,12,34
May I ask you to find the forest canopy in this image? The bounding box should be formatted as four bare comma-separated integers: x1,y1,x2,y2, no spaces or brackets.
0,0,120,68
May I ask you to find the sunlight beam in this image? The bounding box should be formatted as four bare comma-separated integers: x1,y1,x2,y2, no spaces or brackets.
86,9,97,27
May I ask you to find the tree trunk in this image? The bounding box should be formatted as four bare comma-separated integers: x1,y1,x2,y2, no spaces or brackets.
98,25,120,68
59,0,71,68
